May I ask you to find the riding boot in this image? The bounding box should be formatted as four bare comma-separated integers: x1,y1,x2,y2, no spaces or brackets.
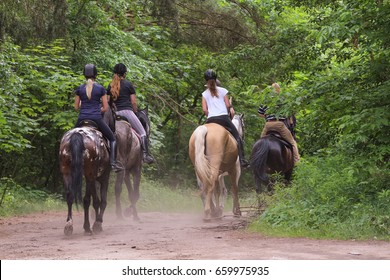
238,137,249,168
109,140,123,172
141,136,155,164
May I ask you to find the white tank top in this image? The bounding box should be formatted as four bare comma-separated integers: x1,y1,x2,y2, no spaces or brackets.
202,86,228,118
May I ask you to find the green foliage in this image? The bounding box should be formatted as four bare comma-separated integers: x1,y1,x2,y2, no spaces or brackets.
0,177,63,216
250,155,390,239
0,39,78,150
0,0,67,44
0,38,80,190
0,41,38,153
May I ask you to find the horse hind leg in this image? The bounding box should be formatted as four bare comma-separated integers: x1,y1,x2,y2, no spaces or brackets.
83,179,96,235
64,182,74,236
124,170,141,221
212,174,227,219
130,170,141,221
202,180,215,222
123,173,133,218
114,171,126,219
196,176,206,206
230,171,241,217
93,172,110,233
284,168,293,183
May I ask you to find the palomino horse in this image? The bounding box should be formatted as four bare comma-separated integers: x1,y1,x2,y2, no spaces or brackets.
113,108,150,221
189,114,244,221
217,114,245,207
59,124,111,236
250,132,294,194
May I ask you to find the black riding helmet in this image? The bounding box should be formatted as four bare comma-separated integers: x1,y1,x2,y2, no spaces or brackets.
83,64,97,79
113,63,127,76
204,69,217,81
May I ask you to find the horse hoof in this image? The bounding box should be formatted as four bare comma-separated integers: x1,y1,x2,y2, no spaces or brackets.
64,225,73,236
216,208,224,218
116,209,124,220
203,211,212,222
133,215,140,222
92,222,103,233
64,220,73,236
233,209,242,217
124,207,133,217
233,212,242,218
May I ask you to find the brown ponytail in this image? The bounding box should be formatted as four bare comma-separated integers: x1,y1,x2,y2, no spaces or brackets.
207,79,218,97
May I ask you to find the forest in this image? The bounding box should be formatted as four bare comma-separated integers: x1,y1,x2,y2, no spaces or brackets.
0,0,389,239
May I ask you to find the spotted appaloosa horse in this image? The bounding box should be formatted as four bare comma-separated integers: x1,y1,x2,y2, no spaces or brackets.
59,126,110,236
189,114,244,221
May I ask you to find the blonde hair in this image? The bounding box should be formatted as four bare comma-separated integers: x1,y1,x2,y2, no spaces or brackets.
110,74,122,101
207,79,218,97
86,78,94,100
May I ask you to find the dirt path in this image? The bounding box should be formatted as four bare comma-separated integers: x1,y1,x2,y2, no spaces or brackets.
1,210,390,260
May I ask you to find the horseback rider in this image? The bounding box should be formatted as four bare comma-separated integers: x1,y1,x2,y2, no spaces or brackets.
201,69,249,168
258,83,300,163
106,63,155,164
74,64,123,172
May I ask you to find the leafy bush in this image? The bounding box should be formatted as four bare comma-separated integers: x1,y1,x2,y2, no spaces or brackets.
0,177,63,216
250,155,390,240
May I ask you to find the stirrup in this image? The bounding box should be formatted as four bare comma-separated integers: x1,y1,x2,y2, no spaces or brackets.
143,154,155,164
111,163,124,172
240,159,250,169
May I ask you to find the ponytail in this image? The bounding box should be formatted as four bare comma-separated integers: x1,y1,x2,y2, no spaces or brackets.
207,79,218,97
86,78,94,100
110,74,122,101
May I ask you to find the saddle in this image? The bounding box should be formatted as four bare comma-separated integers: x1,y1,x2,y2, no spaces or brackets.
266,130,293,149
75,120,109,151
115,114,147,138
77,119,98,129
115,115,128,122
115,115,142,141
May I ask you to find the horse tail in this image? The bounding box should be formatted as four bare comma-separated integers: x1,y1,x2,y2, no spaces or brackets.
250,137,270,186
193,125,212,186
70,132,84,204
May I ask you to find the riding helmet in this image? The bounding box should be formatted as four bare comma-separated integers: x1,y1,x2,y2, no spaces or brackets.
204,69,217,81
113,63,127,76
83,64,97,78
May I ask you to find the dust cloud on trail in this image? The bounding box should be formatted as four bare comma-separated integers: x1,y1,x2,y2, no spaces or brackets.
1,208,390,260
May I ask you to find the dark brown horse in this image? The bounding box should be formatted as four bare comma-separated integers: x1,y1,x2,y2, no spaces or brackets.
250,133,294,194
113,109,151,221
59,126,110,236
189,116,243,221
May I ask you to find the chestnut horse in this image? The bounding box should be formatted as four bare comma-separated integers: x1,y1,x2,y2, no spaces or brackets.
189,115,244,221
